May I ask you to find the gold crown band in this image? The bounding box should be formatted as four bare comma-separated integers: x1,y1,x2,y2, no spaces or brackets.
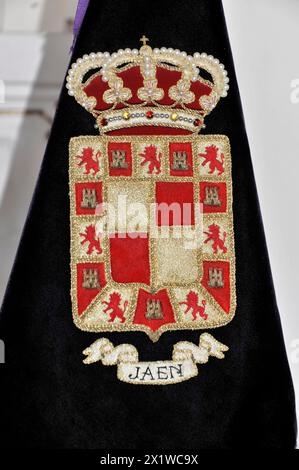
96,106,205,133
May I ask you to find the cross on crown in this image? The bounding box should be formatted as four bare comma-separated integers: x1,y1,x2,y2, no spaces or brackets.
140,35,149,46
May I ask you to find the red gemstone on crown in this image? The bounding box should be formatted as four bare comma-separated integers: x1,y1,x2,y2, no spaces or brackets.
146,111,154,119
100,117,108,126
193,118,201,127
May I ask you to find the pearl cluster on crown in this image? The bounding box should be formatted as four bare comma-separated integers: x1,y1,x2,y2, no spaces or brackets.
66,38,229,133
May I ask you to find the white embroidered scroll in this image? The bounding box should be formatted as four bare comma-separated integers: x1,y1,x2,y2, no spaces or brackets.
83,333,228,385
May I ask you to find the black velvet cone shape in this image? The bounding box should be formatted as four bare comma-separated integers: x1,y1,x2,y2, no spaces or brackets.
0,0,296,449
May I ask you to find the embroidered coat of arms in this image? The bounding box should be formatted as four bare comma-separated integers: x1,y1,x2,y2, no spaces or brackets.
67,37,236,384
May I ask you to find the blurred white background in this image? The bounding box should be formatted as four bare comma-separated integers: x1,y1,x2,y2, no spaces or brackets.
223,0,299,429
0,0,78,298
0,0,298,436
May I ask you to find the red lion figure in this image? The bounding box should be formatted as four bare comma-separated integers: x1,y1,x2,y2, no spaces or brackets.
204,223,227,254
180,291,208,321
139,145,162,175
102,292,128,323
76,147,101,175
80,225,102,255
199,144,224,175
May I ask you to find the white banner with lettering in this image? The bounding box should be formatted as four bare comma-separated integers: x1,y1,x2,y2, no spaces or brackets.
83,333,228,385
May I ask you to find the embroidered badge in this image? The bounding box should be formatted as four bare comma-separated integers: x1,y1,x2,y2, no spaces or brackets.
67,38,235,385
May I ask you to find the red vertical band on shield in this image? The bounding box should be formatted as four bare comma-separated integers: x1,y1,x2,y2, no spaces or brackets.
77,262,106,315
201,261,230,313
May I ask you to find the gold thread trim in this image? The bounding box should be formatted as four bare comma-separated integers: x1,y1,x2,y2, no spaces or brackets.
69,134,236,342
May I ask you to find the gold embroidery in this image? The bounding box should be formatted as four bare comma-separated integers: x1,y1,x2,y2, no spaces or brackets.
81,188,98,209
208,268,224,288
66,42,235,385
64,41,239,391
204,186,221,206
110,150,129,169
154,235,199,285
82,269,101,289
169,79,195,105
82,333,228,385
66,45,229,133
103,77,132,105
145,300,164,320
171,151,190,171
69,134,236,342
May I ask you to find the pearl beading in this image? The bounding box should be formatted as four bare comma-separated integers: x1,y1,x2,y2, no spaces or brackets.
66,46,229,131
95,106,205,133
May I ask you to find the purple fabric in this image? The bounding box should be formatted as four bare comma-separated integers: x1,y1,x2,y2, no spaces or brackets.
71,0,90,51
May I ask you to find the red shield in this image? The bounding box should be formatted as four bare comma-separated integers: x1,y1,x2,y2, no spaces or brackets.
70,134,236,341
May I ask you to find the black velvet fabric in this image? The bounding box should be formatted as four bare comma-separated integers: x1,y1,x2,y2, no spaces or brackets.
0,0,297,449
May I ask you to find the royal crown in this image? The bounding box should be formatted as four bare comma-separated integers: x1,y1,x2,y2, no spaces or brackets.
66,36,229,133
